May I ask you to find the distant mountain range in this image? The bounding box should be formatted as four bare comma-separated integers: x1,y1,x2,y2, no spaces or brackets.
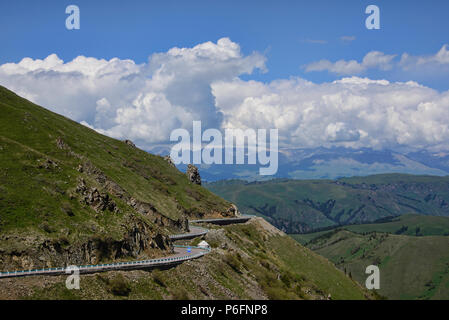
205,174,449,233
150,146,449,181
277,147,449,180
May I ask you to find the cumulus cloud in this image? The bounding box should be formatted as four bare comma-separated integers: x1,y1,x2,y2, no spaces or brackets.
212,77,449,151
0,38,266,149
325,122,360,142
306,45,449,76
0,53,145,123
1,39,449,154
399,44,449,73
305,51,396,75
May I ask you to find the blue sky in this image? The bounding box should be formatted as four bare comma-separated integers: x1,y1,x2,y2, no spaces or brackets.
1,0,449,89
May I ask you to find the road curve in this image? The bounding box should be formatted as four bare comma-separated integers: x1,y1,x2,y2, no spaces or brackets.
169,226,208,240
190,215,253,225
0,216,252,279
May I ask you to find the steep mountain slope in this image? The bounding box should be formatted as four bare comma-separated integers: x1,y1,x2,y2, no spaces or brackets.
205,175,449,233
0,85,233,271
0,85,372,300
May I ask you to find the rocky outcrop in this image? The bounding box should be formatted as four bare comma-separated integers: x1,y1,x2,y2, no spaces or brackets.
127,197,189,231
80,161,107,183
163,155,176,168
76,178,118,213
76,161,189,232
227,204,240,217
124,139,136,148
0,219,172,270
56,137,68,150
186,164,201,185
55,136,83,160
37,158,59,170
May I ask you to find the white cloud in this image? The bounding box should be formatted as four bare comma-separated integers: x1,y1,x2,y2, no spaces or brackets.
325,122,361,142
306,45,449,76
434,44,449,64
212,76,449,151
0,38,265,149
305,51,396,75
304,59,364,75
1,39,449,154
400,44,449,71
340,36,356,42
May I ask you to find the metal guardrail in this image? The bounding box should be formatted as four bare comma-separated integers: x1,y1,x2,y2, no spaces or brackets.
0,245,211,279
190,215,254,225
168,226,209,240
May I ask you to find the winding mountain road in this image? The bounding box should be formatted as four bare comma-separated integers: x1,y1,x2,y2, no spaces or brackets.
0,216,253,279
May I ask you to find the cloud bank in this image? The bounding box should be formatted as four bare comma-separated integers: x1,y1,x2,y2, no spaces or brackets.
305,45,449,75
212,77,449,151
305,51,396,75
1,38,449,152
0,38,266,149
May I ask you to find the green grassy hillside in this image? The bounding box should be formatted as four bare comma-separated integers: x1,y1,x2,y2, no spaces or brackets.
292,214,449,245
344,214,449,237
205,175,449,233
305,230,449,300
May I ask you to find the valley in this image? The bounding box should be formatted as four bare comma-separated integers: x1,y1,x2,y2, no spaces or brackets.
206,178,449,299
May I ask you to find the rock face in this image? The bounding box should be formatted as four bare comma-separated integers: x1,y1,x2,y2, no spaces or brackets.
186,164,201,185
76,178,118,213
56,137,68,150
37,159,59,170
127,197,188,231
227,204,240,217
0,220,172,269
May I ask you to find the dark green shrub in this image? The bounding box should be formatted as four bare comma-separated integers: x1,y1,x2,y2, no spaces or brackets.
109,274,131,296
